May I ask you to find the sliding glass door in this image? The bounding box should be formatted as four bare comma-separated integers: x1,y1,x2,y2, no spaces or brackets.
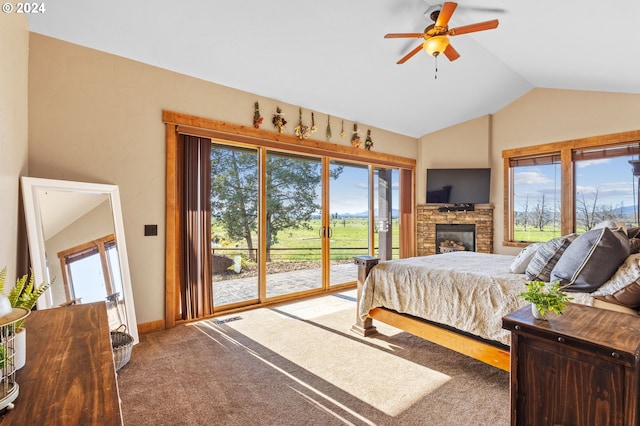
207,142,407,309
211,143,260,307
265,151,323,298
328,161,370,287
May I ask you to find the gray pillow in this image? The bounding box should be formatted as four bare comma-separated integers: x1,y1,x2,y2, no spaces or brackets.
550,227,630,292
525,234,577,282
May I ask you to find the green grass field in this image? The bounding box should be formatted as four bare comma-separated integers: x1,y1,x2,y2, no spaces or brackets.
212,217,399,261
513,227,562,242
512,224,632,242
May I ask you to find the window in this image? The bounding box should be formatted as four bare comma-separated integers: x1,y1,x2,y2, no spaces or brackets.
58,234,122,304
509,154,562,242
503,130,640,246
574,145,640,231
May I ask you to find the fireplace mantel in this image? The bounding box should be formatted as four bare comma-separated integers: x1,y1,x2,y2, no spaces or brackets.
417,204,494,256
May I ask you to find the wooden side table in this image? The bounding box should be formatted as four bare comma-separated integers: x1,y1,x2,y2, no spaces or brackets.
503,303,640,426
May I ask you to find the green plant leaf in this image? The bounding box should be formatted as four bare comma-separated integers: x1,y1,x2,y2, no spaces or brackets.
519,280,573,316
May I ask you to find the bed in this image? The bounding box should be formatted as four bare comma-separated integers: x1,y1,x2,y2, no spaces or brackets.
352,227,638,371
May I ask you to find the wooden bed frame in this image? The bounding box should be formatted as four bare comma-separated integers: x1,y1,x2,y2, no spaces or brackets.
351,256,511,372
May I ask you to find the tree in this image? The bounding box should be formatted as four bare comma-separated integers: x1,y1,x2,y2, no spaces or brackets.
210,147,259,260
531,193,552,231
265,155,342,261
576,187,599,231
519,195,530,231
211,146,343,262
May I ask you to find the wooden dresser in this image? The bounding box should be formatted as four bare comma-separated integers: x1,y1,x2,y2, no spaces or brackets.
0,302,122,425
503,303,640,426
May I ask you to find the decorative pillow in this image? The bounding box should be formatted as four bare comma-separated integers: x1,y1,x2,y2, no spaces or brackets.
525,234,577,282
594,220,627,235
627,227,640,239
630,238,640,254
592,253,640,308
509,243,542,274
550,227,630,293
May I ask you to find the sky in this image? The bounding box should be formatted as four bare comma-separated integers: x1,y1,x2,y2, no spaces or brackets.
514,155,638,216
322,165,399,216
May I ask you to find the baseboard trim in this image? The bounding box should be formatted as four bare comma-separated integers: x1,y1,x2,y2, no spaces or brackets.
137,319,165,334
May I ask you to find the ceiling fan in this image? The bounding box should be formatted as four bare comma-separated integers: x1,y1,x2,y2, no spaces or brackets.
385,1,499,64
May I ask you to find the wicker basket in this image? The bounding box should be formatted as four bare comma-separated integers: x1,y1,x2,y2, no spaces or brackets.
111,325,134,371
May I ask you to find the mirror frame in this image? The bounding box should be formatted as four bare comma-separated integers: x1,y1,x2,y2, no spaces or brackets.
21,177,139,344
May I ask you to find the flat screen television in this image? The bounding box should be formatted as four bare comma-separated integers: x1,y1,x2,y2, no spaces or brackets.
426,168,491,204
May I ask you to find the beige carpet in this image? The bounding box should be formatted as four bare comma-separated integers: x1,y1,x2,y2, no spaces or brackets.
118,290,509,425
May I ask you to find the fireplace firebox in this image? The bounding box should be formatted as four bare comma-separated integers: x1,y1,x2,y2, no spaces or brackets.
435,224,476,254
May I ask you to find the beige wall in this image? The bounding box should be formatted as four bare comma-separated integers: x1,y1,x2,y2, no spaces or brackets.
417,115,492,206
0,14,29,283
27,34,417,324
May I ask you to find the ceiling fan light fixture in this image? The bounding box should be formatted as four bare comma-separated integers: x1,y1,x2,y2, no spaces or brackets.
423,35,449,56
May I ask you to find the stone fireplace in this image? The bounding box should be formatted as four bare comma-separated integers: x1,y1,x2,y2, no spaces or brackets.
417,204,494,256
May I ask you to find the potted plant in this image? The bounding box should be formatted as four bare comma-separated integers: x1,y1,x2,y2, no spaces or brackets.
519,280,573,320
0,267,50,369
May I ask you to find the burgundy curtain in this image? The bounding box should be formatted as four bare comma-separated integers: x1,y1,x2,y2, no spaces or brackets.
181,135,213,320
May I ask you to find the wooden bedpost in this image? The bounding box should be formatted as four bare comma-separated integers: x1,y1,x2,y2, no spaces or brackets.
351,256,379,337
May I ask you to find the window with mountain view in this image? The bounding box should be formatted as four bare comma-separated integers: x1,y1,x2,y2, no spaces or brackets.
574,146,640,231
505,136,640,245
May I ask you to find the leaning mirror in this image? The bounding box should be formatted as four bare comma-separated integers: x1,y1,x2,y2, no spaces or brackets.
21,177,139,344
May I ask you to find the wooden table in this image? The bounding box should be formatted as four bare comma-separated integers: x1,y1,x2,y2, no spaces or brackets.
0,302,122,425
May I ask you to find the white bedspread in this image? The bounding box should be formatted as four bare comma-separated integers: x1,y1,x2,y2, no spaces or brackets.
359,251,593,346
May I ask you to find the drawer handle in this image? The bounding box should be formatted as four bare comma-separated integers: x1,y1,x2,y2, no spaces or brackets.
612,352,620,359
557,337,565,343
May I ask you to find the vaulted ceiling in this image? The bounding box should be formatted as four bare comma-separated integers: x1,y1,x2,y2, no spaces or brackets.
28,0,640,138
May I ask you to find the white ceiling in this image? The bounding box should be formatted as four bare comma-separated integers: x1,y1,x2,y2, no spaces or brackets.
27,0,640,138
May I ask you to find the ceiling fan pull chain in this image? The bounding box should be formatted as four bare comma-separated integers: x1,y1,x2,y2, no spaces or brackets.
434,55,438,79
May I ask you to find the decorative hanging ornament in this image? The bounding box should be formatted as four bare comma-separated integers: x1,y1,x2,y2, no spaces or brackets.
310,112,318,134
326,115,332,141
294,108,310,140
351,123,362,148
253,101,263,128
365,129,373,150
272,107,287,133
340,120,346,138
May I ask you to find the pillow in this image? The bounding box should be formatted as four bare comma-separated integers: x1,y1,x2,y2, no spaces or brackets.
630,238,640,254
525,234,577,282
592,253,640,308
509,243,542,274
594,220,627,235
627,227,640,239
550,227,630,292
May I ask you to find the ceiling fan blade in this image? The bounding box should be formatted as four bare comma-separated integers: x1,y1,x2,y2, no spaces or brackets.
397,44,424,64
435,2,457,28
443,44,460,61
448,19,499,36
384,33,425,39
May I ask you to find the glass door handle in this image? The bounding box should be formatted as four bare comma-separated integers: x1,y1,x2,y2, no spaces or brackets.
319,227,332,238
